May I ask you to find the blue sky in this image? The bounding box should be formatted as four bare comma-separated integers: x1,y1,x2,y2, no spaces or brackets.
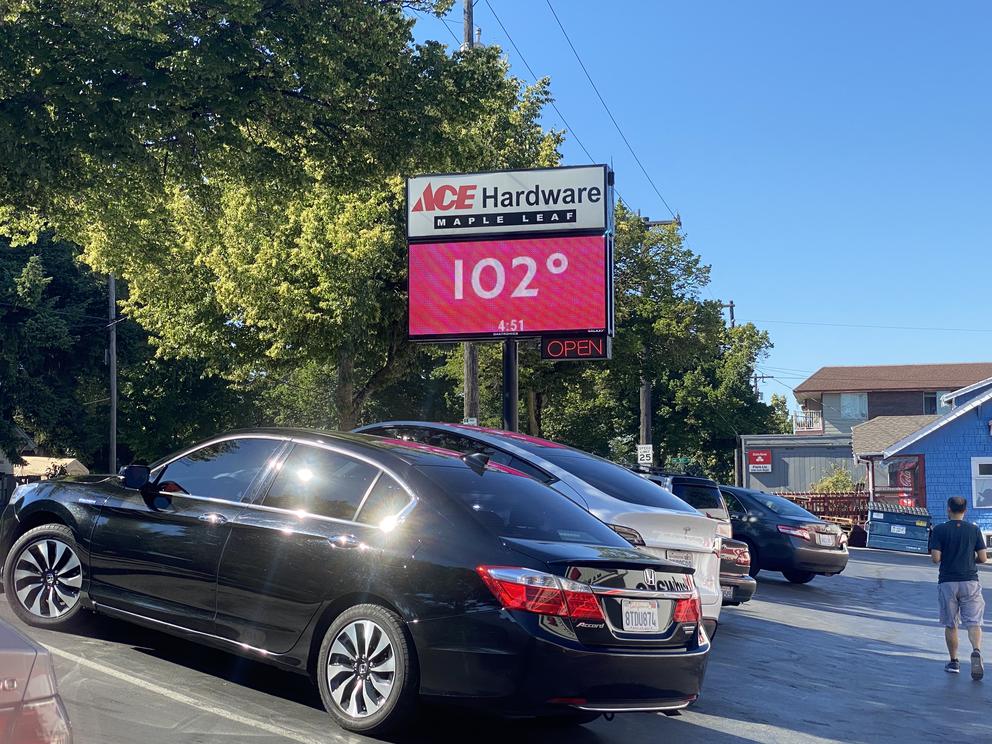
411,1,992,406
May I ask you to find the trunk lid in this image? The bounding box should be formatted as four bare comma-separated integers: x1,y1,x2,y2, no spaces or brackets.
0,622,36,706
500,538,701,650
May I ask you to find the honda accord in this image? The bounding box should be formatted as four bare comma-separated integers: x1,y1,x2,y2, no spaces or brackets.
1,429,709,734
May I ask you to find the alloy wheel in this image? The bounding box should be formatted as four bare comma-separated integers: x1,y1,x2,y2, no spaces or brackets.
12,538,83,619
327,619,396,718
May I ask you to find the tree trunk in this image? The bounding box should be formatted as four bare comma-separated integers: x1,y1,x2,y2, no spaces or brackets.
336,349,357,431
527,389,539,435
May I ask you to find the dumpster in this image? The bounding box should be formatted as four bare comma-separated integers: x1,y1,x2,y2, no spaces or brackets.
865,502,932,554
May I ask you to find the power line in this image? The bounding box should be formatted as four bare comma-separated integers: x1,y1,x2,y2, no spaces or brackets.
744,318,992,334
482,0,598,167
544,0,677,220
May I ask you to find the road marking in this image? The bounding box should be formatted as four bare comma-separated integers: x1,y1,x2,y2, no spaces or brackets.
44,645,329,744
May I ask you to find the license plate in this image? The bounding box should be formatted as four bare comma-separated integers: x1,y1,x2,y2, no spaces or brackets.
890,525,907,535
666,550,694,567
815,533,836,546
721,585,734,600
621,599,660,632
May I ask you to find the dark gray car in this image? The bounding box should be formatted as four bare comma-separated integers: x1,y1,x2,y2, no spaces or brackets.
0,618,72,743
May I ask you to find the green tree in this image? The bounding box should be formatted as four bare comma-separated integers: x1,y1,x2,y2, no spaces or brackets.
811,465,863,494
0,2,561,429
768,393,793,434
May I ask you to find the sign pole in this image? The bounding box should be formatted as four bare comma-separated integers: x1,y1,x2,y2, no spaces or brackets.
502,340,518,432
460,0,480,424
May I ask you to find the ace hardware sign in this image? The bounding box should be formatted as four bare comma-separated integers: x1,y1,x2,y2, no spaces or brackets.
407,165,614,344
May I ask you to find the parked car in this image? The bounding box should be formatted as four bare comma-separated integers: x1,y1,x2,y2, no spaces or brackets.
719,539,757,605
0,429,710,734
353,423,723,636
0,618,72,744
718,485,849,583
641,472,733,538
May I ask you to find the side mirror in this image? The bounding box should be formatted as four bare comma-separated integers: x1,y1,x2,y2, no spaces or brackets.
122,464,151,491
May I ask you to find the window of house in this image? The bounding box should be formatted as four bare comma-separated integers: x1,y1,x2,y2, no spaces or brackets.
924,391,952,415
840,393,868,420
973,458,992,509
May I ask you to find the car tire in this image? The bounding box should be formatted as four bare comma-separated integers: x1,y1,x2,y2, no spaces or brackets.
316,603,418,735
2,524,86,629
782,570,816,584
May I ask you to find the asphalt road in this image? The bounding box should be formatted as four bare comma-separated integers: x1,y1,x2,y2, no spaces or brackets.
3,548,991,744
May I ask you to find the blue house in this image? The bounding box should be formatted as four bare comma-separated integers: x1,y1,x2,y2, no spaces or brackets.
879,377,992,535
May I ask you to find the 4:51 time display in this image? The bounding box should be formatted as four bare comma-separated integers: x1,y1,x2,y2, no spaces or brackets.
496,319,524,332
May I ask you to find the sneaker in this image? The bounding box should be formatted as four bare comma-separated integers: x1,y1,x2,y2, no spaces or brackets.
946,660,961,674
972,651,984,681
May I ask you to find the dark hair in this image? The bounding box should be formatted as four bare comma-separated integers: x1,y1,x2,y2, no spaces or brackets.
948,496,968,514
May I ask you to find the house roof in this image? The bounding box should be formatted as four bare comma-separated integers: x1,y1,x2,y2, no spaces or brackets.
884,386,992,459
13,457,90,478
794,363,992,398
851,415,939,458
941,376,992,406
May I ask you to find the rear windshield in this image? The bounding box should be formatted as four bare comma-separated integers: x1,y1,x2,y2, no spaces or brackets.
672,483,728,516
536,451,697,513
752,492,817,519
419,466,629,546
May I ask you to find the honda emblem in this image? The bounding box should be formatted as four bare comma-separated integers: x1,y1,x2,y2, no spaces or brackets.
643,568,656,588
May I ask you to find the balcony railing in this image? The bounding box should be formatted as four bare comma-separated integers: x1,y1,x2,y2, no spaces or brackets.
793,410,824,434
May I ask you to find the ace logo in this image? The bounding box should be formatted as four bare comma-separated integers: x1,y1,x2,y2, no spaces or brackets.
411,182,477,212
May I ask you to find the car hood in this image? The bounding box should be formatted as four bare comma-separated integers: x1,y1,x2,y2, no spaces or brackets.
500,537,691,573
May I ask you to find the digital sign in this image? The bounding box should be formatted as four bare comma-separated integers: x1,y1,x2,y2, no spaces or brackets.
407,165,610,240
408,234,609,340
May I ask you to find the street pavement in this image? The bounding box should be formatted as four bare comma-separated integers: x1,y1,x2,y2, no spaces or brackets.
2,548,990,743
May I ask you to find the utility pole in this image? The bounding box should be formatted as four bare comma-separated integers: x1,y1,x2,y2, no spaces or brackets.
720,300,735,328
461,0,480,424
752,373,773,399
108,275,118,474
636,216,681,458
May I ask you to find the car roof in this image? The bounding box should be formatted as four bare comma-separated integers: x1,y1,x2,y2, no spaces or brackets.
646,472,720,487
157,427,470,470
354,421,576,454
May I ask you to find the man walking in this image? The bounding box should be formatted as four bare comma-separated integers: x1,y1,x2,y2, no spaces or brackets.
930,496,988,679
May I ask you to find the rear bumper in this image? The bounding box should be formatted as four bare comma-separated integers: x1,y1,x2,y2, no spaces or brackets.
720,573,757,605
412,610,710,716
790,544,849,574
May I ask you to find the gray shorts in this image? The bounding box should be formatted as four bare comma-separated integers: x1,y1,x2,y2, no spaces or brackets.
938,581,985,628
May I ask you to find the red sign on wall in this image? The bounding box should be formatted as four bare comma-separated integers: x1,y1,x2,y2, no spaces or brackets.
748,449,773,473
408,234,609,340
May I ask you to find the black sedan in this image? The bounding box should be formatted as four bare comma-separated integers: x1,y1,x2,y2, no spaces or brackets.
719,486,849,584
0,429,709,734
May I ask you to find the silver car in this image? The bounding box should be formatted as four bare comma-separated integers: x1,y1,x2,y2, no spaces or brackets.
354,423,723,636
0,618,72,743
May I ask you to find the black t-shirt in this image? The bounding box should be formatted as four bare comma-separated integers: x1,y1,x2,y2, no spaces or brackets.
930,520,987,583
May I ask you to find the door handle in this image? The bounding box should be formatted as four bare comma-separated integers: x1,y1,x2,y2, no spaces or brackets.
198,513,228,525
329,534,363,549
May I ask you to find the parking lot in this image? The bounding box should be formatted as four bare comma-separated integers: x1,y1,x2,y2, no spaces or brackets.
2,548,989,744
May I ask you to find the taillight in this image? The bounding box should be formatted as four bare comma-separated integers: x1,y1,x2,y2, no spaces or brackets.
735,547,751,567
713,520,732,539
476,566,605,621
777,524,811,541
672,593,702,624
9,697,72,744
608,524,645,546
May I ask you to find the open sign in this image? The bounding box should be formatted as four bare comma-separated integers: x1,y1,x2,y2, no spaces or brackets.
541,333,611,361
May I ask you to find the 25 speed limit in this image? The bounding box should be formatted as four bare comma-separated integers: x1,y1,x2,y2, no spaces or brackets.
453,253,569,300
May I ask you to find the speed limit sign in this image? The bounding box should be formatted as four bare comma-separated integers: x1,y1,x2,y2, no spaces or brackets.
636,444,653,465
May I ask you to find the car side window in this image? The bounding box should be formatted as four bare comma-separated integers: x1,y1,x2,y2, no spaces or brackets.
263,445,379,521
356,473,411,527
155,438,283,502
722,490,746,516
